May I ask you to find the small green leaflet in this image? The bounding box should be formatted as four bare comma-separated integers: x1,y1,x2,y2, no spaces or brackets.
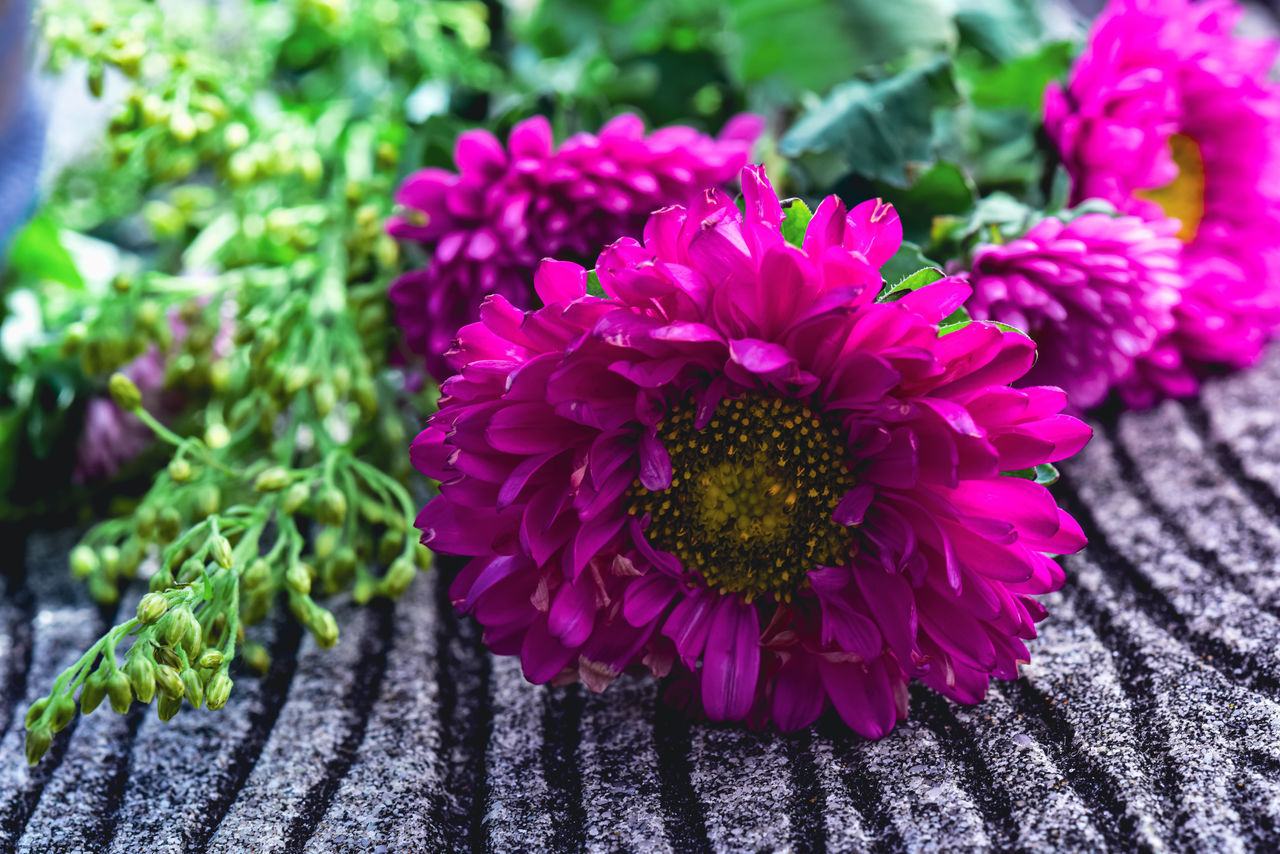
585,270,606,297
1004,463,1060,485
780,198,812,247
876,266,944,303
6,216,85,290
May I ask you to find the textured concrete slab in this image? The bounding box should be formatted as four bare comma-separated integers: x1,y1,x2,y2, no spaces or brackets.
6,353,1280,852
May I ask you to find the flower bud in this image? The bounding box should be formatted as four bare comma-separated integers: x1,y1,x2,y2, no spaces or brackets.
328,548,357,590
108,372,143,412
198,649,224,669
242,642,271,675
127,656,156,703
156,507,183,542
254,466,291,493
282,482,309,514
353,378,378,419
80,671,108,715
315,488,347,527
211,535,234,569
70,545,99,579
195,484,221,518
119,537,144,578
378,530,404,565
309,607,339,649
352,577,376,605
380,558,417,599
25,728,51,766
205,671,233,710
314,527,340,562
181,668,204,708
285,562,312,596
155,664,184,700
243,558,270,591
157,693,182,721
137,592,169,625
107,669,133,714
89,574,119,605
25,697,49,729
224,121,250,150
99,544,121,578
313,381,336,417
167,458,193,483
50,695,76,732
205,423,231,449
169,110,197,143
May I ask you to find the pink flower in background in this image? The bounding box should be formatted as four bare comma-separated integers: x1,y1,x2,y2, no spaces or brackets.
73,348,167,483
1045,0,1280,390
960,212,1183,410
413,167,1090,736
387,112,762,380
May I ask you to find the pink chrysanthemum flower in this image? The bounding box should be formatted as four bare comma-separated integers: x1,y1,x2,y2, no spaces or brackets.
387,112,762,379
412,167,1091,736
1045,0,1280,391
959,212,1184,410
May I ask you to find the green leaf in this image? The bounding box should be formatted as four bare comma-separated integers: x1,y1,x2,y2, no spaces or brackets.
6,217,85,290
1004,463,1060,485
987,320,1031,338
877,160,975,243
878,240,940,288
876,266,944,303
965,41,1073,112
780,198,812,247
585,270,607,297
779,56,960,189
724,0,954,95
953,0,1045,62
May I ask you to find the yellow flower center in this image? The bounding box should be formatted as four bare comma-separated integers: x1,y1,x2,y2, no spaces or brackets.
629,394,853,602
1136,133,1205,242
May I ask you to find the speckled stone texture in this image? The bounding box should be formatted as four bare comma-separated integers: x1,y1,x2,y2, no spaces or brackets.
3,344,1280,852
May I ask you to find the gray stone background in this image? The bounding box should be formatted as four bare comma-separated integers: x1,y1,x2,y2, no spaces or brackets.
6,349,1280,853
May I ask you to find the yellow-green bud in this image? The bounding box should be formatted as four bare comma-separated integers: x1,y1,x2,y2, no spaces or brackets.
107,669,133,714
181,668,204,708
167,458,193,483
315,488,347,527
309,607,339,649
313,381,336,417
331,365,351,396
205,671,233,710
169,111,197,143
80,672,108,715
211,535,234,569
194,484,221,519
155,508,182,545
352,577,376,605
25,728,51,766
155,664,184,700
157,693,182,721
25,698,49,729
243,558,270,591
198,649,224,669
224,122,250,150
243,642,271,674
70,545,99,579
378,530,404,565
109,372,143,412
87,61,104,98
353,378,378,418
254,466,291,493
282,482,309,514
50,695,76,732
380,558,417,599
205,423,231,449
127,656,156,703
137,592,169,625
285,562,312,596
314,527,340,562
99,544,121,578
89,574,119,605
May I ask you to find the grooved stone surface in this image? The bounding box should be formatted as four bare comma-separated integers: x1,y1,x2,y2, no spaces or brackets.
6,349,1280,852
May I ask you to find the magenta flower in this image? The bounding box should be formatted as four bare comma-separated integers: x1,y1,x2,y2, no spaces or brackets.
1045,0,1280,390
387,112,762,379
412,167,1090,736
959,212,1184,410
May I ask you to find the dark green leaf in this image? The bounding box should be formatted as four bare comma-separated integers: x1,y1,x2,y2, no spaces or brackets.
879,240,940,288
878,160,975,243
1002,463,1058,484
779,56,960,188
780,198,813,247
725,0,954,95
954,0,1044,62
586,270,607,297
966,41,1073,112
7,217,85,289
876,266,944,303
